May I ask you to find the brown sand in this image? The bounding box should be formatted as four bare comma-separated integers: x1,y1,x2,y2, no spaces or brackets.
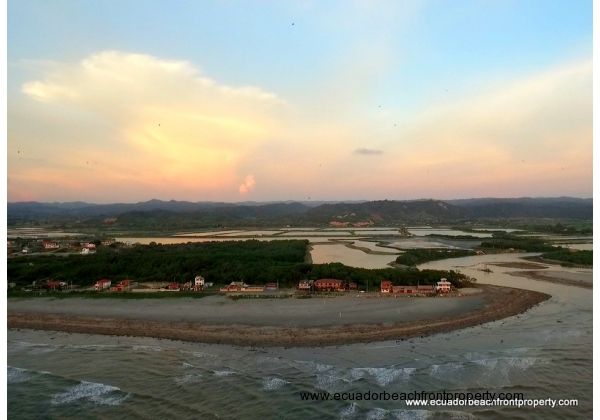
8,285,549,347
489,261,548,269
508,270,592,289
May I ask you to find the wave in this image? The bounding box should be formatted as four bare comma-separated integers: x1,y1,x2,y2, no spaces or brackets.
393,410,475,420
262,377,288,391
213,370,236,377
429,362,465,378
174,373,203,385
351,367,416,387
365,408,388,420
471,356,541,370
51,381,129,406
7,366,32,384
339,402,358,419
132,345,163,352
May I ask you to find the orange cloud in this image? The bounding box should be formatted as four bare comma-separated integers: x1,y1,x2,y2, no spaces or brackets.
238,175,256,194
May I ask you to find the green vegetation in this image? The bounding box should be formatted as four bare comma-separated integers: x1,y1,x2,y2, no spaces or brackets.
6,290,216,299
479,232,556,252
516,222,593,235
425,234,483,240
307,263,470,288
537,250,592,267
8,240,310,286
395,249,477,266
8,240,470,291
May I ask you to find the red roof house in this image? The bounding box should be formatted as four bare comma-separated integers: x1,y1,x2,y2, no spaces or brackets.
380,280,393,293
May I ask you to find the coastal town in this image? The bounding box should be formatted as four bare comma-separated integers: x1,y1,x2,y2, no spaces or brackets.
27,275,455,297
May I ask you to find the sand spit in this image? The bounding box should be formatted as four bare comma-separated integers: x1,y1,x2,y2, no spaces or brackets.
8,286,549,347
508,270,592,289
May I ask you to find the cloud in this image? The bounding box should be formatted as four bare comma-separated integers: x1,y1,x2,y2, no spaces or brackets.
238,175,256,194
9,51,592,201
13,51,284,201
354,148,383,155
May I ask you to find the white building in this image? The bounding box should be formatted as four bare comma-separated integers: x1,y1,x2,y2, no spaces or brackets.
436,278,452,293
194,275,205,287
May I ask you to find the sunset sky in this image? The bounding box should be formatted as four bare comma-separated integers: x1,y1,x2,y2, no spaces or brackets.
8,1,592,203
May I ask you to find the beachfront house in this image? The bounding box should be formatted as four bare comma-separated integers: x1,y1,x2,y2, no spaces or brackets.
380,280,393,293
111,279,133,292
194,275,205,291
94,279,112,291
436,278,452,293
314,279,345,292
42,240,60,250
219,281,265,293
220,281,248,292
297,280,313,291
165,282,180,291
45,280,62,290
416,285,436,296
392,285,415,294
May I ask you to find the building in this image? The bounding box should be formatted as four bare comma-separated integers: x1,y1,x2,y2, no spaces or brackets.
81,242,96,250
314,279,345,292
45,280,62,290
111,279,132,292
219,282,264,292
194,275,205,291
380,280,393,293
265,282,278,291
297,280,313,291
416,285,436,296
101,239,115,246
94,279,112,291
387,284,437,296
166,282,180,291
220,281,248,292
392,285,415,294
348,282,358,290
42,240,60,250
436,278,452,293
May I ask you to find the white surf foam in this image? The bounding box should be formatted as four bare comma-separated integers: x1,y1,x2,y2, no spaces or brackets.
174,373,203,385
391,409,433,420
352,367,416,387
8,366,32,384
51,381,128,406
365,408,388,420
213,370,236,377
262,377,288,391
339,402,358,419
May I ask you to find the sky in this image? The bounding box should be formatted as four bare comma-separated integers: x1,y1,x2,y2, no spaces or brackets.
7,0,593,203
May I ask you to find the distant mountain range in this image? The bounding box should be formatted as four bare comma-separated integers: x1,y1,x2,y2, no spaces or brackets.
7,197,593,228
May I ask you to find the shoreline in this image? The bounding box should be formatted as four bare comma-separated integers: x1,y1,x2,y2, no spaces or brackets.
7,285,550,347
508,270,592,289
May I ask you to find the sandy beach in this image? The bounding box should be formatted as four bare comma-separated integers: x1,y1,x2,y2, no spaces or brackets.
508,270,593,289
8,285,549,346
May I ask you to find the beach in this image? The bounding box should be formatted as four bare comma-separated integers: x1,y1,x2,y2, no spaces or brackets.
508,270,593,289
8,285,549,346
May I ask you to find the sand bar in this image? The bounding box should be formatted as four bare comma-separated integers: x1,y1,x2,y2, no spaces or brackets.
8,285,549,347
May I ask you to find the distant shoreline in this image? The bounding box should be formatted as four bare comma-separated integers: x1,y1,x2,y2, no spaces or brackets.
8,285,549,347
508,270,592,289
